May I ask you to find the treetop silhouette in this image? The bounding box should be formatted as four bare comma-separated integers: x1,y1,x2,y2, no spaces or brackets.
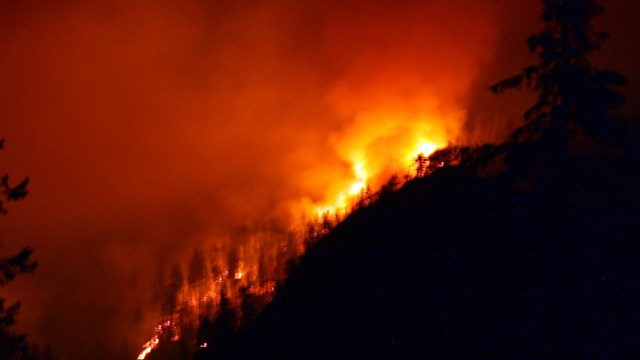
0,138,36,359
0,140,29,215
491,0,626,148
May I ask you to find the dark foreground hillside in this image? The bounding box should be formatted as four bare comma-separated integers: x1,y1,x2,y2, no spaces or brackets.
206,153,640,358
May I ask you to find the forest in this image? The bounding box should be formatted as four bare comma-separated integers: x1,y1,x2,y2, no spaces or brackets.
2,0,639,359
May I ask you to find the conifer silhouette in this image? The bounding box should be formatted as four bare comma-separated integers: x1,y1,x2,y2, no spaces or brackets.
491,0,626,154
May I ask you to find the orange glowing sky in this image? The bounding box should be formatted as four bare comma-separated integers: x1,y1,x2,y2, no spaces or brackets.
1,1,639,359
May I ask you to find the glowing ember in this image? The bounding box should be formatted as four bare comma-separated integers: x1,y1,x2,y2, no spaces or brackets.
234,271,244,280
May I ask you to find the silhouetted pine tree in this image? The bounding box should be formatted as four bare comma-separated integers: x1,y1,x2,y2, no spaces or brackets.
166,263,184,323
0,139,36,360
188,248,208,314
188,248,207,287
227,248,240,281
239,286,258,328
491,0,626,160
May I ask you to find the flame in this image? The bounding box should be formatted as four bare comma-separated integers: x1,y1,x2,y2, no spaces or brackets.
137,319,182,359
349,162,367,195
409,141,439,164
137,111,449,359
136,136,445,358
314,161,368,219
137,335,159,360
310,135,443,221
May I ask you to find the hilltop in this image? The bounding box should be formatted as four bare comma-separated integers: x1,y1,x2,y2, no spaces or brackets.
195,1,640,356
210,144,640,358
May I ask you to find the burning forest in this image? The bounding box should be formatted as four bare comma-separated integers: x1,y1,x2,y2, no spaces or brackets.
1,0,640,359
134,139,447,359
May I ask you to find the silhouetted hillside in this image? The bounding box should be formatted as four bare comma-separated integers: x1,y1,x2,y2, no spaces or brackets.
223,151,640,358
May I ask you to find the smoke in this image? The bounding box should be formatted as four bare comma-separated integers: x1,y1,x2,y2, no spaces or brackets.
0,0,638,358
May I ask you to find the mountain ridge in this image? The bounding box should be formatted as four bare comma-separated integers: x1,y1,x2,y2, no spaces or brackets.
224,151,640,358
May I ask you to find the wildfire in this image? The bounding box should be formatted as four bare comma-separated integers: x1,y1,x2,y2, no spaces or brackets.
314,161,369,218
136,320,181,359
349,162,367,195
138,108,447,359
137,335,159,360
312,138,442,221
136,135,446,359
409,141,439,165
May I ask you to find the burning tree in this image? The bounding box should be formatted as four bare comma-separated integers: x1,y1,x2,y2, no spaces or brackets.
188,248,209,314
165,263,184,321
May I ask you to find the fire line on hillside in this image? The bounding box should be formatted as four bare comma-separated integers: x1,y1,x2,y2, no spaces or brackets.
136,139,443,359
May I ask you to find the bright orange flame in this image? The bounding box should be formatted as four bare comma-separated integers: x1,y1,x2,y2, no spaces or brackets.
137,134,446,358
137,335,159,360
314,161,369,219
408,141,439,164
349,162,367,195
138,110,450,357
309,135,443,222
297,95,457,222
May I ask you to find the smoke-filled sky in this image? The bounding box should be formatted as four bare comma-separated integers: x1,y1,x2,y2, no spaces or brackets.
1,1,638,359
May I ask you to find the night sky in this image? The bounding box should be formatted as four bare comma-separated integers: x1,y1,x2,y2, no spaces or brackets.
1,1,639,359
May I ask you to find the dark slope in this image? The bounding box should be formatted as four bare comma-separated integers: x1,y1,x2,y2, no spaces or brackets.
232,158,640,358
